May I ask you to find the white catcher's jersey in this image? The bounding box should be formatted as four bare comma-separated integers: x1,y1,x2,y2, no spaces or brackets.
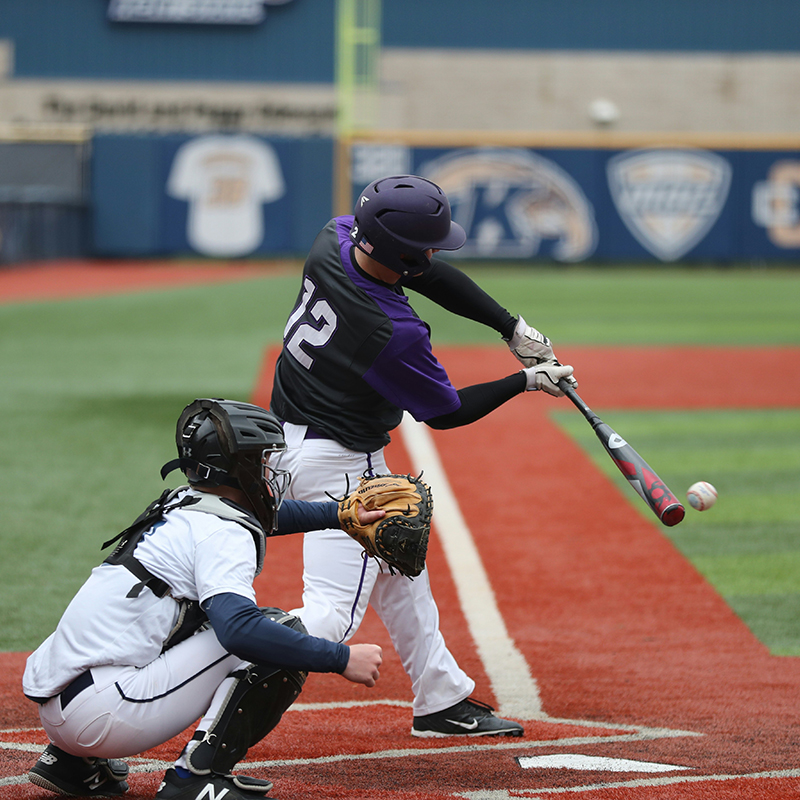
23,488,258,700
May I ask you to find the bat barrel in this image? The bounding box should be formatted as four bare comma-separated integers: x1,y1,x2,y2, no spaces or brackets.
661,503,686,527
558,378,685,528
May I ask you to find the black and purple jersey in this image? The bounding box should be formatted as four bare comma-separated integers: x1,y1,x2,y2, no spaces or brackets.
271,216,517,452
271,216,460,451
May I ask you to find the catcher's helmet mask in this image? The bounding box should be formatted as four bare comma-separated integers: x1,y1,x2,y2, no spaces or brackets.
160,398,290,533
349,175,466,277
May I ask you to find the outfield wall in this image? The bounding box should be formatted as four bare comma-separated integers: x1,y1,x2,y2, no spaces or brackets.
342,134,800,263
85,132,800,263
2,130,799,264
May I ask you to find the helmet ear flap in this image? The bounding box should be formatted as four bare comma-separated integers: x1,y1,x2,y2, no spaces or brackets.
176,399,210,457
174,400,233,485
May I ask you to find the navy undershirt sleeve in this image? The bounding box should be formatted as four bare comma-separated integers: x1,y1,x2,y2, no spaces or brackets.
425,373,527,429
202,592,349,673
273,499,339,535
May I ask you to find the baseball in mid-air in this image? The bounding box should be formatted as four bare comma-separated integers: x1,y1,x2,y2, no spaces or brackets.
687,481,717,511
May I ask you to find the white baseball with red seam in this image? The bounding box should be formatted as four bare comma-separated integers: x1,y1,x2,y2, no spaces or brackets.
686,481,717,511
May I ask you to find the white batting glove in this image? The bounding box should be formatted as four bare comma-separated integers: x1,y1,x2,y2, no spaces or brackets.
507,315,556,367
522,363,576,397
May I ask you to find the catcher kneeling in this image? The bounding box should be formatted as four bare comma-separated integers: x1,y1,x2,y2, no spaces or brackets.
23,399,430,800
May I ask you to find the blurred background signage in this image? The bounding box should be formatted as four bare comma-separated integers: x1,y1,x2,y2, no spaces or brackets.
107,0,294,25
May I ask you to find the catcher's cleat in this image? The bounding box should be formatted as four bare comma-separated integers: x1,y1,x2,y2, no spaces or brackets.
411,698,524,738
28,744,129,796
156,768,275,800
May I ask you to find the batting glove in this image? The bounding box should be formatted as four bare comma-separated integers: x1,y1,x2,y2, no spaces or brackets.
522,363,577,397
507,315,556,367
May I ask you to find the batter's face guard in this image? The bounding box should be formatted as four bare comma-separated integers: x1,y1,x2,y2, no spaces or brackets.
349,175,467,277
161,399,290,533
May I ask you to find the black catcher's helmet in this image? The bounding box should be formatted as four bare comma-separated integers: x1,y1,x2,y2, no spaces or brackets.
349,175,466,277
160,399,289,533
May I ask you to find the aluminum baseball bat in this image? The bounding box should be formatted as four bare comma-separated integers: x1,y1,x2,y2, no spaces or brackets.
558,379,685,527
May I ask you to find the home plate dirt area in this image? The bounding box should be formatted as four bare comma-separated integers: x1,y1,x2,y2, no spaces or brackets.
2,315,800,796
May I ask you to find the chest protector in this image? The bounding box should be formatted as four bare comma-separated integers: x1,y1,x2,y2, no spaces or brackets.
101,486,268,650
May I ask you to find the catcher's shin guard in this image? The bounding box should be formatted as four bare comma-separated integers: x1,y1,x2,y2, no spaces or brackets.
186,609,307,776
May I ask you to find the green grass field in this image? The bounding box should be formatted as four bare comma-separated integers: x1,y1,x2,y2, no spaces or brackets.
554,408,800,655
1,264,798,653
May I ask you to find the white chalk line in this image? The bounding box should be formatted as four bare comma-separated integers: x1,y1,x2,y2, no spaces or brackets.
398,415,701,735
393,417,800,795
0,721,700,787
456,768,800,799
398,414,543,721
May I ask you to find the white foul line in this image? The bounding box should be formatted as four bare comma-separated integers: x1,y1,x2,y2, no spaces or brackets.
457,769,800,799
400,414,544,721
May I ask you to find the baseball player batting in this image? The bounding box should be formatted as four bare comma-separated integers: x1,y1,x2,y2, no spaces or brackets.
270,174,576,737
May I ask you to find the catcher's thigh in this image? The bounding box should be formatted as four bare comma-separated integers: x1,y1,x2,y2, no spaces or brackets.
38,628,243,759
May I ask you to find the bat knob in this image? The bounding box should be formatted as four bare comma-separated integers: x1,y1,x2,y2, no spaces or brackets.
660,503,686,527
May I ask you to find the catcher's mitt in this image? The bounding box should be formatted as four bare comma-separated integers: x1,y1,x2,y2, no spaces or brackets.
337,473,432,578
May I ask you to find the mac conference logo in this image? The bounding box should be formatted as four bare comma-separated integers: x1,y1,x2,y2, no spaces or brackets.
422,148,598,262
607,149,732,261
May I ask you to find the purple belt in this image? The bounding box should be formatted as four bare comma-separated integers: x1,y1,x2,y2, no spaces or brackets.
278,420,332,441
305,427,332,440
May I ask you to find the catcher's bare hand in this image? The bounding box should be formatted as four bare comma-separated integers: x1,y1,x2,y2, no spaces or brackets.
344,643,383,686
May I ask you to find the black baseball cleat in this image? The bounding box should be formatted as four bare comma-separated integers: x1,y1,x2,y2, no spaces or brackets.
156,768,275,799
411,697,524,738
28,744,129,796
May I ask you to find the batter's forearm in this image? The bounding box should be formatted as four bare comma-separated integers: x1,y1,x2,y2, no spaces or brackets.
424,373,526,429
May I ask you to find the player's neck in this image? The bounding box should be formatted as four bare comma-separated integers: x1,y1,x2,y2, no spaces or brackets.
353,248,400,285
199,484,251,509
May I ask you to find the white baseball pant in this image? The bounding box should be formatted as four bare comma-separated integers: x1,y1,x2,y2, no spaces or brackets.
36,628,245,760
275,422,474,716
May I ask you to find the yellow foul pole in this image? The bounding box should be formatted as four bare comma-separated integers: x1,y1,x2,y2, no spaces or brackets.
335,0,381,214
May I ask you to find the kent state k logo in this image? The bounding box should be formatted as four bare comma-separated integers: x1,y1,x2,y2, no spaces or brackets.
422,148,598,262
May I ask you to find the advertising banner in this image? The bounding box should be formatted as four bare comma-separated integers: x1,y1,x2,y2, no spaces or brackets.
91,133,333,257
107,0,294,25
350,143,800,262
89,135,800,261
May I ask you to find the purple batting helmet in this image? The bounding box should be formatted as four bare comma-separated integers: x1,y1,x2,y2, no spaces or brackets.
349,175,466,276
